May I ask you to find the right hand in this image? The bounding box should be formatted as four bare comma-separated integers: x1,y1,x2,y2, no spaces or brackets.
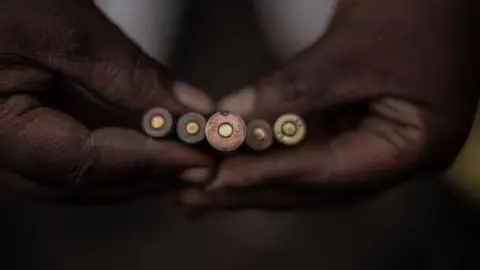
180,0,477,209
0,0,214,203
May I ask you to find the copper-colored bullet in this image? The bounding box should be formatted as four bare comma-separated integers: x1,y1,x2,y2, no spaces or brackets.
177,112,206,144
246,119,273,151
142,107,173,138
273,113,306,146
205,111,246,151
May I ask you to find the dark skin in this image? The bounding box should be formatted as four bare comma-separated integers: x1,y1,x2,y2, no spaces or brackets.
0,0,216,202
179,0,478,208
0,0,476,206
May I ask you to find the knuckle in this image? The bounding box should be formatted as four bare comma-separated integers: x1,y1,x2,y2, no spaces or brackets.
70,133,97,188
368,97,427,160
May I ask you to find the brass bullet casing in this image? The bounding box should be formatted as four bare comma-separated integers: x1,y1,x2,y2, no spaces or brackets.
246,119,273,151
205,111,246,151
273,113,306,146
177,112,206,144
142,107,174,138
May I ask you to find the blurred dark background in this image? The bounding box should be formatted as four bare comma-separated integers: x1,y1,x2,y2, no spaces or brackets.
170,0,277,99
1,1,479,269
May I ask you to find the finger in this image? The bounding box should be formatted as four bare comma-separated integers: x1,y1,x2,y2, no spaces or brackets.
27,3,213,115
208,117,422,190
0,95,213,189
77,128,213,186
216,48,386,122
0,64,53,93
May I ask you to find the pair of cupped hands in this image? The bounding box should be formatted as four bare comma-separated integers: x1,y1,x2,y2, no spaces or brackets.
0,0,476,207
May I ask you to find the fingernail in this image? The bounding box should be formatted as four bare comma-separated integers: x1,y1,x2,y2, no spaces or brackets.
217,88,255,116
173,82,214,114
180,167,212,184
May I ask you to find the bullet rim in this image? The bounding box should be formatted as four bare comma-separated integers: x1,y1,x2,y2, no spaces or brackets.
205,112,246,151
273,114,306,145
177,112,206,144
142,107,173,138
246,119,273,151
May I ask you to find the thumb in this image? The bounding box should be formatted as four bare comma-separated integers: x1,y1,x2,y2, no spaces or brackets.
217,37,390,121
30,3,213,115
217,45,333,121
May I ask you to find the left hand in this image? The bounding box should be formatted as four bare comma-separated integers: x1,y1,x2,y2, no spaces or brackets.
0,0,215,203
179,0,477,209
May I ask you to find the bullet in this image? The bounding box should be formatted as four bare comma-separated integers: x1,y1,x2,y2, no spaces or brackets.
142,107,173,138
273,113,306,146
177,112,206,144
246,119,273,151
205,111,246,151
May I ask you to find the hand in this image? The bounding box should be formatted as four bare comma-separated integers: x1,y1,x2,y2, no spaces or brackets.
0,0,215,202
180,0,477,208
